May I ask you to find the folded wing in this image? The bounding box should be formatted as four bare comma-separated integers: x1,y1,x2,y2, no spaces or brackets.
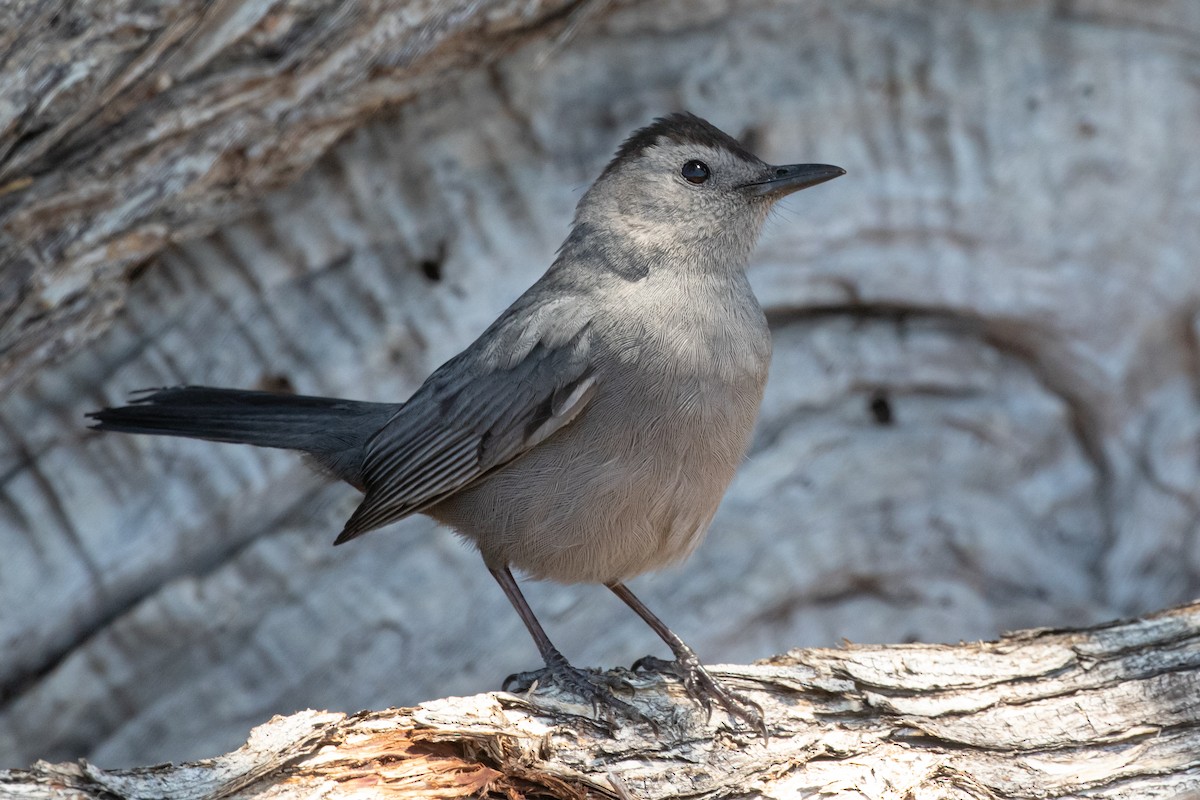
334,300,596,544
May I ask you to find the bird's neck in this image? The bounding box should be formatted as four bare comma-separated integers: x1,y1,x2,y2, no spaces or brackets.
562,206,763,282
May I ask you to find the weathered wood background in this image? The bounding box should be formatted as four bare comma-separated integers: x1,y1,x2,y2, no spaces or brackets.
2,0,1200,772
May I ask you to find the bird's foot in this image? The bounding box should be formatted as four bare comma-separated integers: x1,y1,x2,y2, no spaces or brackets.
633,654,766,737
503,651,646,727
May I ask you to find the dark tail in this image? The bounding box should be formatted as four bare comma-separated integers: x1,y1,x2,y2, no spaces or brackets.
88,386,400,488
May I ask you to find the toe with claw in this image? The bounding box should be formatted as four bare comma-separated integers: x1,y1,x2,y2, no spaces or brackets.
634,653,766,737
504,650,647,727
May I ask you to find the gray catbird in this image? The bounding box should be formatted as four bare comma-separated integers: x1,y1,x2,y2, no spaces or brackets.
90,112,843,732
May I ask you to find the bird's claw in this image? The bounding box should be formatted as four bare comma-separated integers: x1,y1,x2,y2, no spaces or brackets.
633,654,766,737
504,652,647,727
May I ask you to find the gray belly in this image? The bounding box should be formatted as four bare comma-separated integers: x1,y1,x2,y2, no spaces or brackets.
428,373,765,584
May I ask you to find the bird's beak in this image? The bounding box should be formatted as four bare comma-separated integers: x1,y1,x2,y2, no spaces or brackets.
740,163,846,198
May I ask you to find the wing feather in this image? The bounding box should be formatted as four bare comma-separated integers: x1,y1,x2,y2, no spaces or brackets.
333,309,595,544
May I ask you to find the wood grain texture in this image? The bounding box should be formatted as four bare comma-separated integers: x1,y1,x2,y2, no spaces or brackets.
3,0,1200,773
5,604,1200,799
0,0,601,395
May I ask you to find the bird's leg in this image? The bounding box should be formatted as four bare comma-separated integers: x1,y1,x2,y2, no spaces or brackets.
608,582,766,735
490,565,642,724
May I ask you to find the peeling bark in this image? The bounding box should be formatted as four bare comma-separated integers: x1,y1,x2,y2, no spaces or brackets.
5,604,1200,799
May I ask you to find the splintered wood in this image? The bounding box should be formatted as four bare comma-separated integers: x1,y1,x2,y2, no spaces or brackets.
4,604,1199,799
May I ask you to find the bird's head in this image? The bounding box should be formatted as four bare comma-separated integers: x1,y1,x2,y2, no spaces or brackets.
575,112,843,263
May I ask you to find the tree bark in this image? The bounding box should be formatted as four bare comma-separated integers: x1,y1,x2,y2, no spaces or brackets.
4,603,1199,799
0,0,607,395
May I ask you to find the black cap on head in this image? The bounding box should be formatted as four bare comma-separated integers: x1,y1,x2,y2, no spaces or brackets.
600,112,758,178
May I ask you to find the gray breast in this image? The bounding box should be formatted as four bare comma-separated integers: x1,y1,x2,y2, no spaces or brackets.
429,275,771,584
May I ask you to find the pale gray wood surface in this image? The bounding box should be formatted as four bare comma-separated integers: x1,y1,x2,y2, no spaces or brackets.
0,0,599,394
3,0,1200,771
5,604,1200,799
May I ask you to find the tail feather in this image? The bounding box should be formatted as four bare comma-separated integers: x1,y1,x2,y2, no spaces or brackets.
89,386,399,488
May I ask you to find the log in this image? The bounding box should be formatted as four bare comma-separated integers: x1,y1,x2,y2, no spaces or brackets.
4,602,1199,799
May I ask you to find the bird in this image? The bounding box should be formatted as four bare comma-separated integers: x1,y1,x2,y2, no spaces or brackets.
89,112,844,733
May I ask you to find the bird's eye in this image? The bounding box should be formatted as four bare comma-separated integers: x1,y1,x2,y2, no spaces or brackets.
681,160,710,184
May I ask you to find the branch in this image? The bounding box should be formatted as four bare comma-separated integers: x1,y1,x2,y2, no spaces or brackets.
5,603,1199,799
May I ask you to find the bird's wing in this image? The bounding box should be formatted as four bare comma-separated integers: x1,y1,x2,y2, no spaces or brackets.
334,294,597,544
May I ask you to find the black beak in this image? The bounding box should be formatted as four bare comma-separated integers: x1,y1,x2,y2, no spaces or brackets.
741,163,846,198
